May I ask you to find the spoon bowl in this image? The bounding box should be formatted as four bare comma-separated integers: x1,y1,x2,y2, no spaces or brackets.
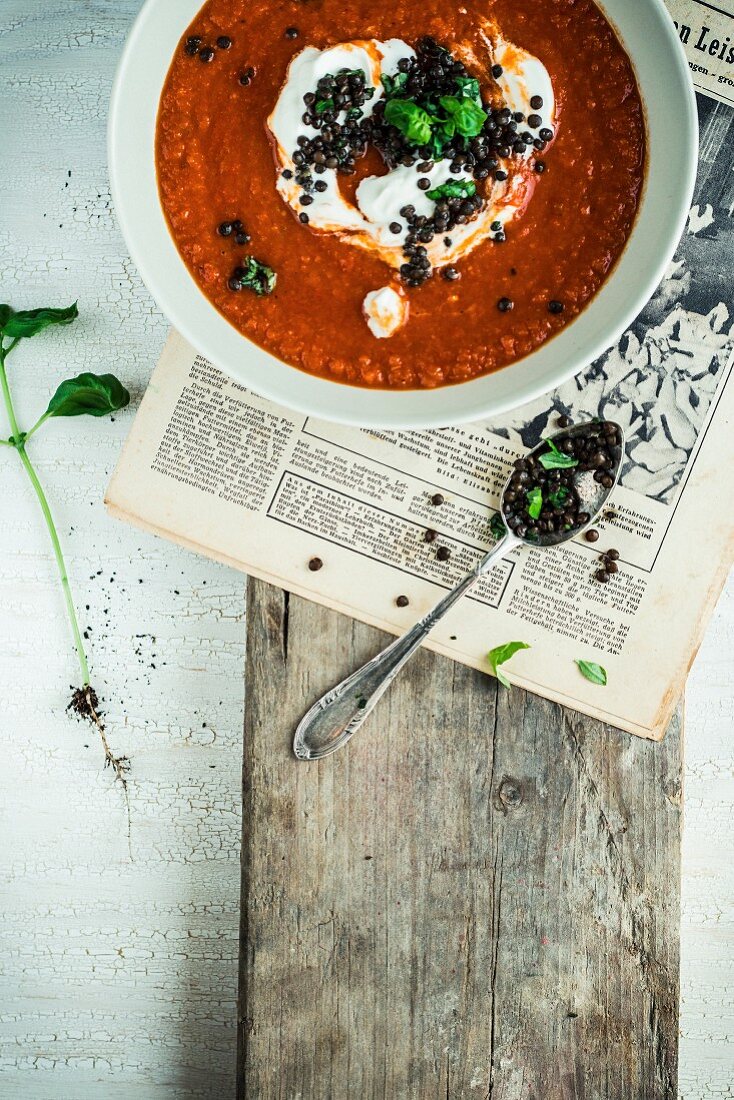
503,419,624,547
293,418,625,760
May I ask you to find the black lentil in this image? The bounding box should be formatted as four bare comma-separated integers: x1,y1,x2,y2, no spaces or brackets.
198,46,215,63
285,26,299,38
605,548,620,561
595,569,610,583
497,297,513,312
396,595,410,607
585,529,599,542
239,67,255,85
436,546,451,561
431,493,445,506
308,557,323,571
530,95,544,109
216,35,232,49
534,160,546,173
548,300,564,314
424,529,438,543
217,221,233,237
184,35,202,56
442,266,460,281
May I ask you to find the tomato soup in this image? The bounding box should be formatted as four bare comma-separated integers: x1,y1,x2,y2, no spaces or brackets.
156,0,645,389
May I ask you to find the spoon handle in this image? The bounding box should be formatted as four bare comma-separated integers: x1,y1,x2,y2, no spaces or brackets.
293,534,517,760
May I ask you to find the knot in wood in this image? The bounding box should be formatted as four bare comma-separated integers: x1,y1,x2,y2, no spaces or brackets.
498,779,523,807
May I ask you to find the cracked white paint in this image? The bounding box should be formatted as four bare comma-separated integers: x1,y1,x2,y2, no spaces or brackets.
0,2,731,1097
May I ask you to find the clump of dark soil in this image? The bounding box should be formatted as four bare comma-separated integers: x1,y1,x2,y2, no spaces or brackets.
68,685,130,789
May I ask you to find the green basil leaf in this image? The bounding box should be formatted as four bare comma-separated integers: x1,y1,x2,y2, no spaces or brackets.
438,95,487,137
538,438,579,470
428,117,455,157
426,179,476,202
3,302,78,339
382,71,409,98
488,640,530,689
526,486,543,520
454,75,480,101
237,257,277,296
45,372,130,419
384,98,434,146
576,659,608,686
314,98,334,114
489,513,506,541
547,485,570,509
0,304,13,331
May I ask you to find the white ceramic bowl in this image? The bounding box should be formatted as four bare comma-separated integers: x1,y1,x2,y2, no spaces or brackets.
109,0,697,428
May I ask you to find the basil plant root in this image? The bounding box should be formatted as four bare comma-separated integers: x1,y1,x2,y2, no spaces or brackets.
0,303,131,786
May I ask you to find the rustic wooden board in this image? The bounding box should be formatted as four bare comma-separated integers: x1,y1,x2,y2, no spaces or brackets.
238,577,682,1099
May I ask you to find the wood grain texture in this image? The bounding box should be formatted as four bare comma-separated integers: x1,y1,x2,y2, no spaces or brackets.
239,578,682,1099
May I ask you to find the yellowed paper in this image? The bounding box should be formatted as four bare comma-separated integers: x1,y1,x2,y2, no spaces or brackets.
107,325,734,741
665,0,734,106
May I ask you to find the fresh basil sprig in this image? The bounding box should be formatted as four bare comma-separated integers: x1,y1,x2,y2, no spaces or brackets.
547,485,570,509
1,303,79,339
235,257,277,296
488,641,531,689
538,438,579,470
526,486,543,520
382,76,487,156
438,95,486,138
576,660,608,686
44,373,130,420
381,71,409,98
0,302,130,787
453,76,481,101
384,98,434,146
489,513,506,541
426,179,476,202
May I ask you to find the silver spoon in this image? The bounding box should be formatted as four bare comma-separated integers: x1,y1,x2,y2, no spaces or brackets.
293,419,624,760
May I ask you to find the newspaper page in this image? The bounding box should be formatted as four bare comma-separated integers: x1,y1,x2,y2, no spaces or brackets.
106,0,734,741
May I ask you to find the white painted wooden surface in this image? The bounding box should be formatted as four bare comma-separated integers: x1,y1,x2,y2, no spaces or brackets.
0,3,731,1096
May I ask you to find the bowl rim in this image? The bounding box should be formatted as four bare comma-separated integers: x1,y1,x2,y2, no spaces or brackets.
108,0,698,429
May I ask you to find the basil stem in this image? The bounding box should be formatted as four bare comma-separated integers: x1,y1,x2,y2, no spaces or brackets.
0,339,90,686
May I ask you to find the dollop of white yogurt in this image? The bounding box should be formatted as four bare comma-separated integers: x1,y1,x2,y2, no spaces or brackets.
362,286,409,338
266,29,556,338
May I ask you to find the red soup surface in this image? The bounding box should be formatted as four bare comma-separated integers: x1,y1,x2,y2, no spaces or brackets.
156,0,646,389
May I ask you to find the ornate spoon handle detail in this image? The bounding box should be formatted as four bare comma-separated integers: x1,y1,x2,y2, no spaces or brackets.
293,534,517,760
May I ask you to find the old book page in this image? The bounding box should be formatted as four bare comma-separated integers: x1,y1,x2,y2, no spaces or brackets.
107,310,734,740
